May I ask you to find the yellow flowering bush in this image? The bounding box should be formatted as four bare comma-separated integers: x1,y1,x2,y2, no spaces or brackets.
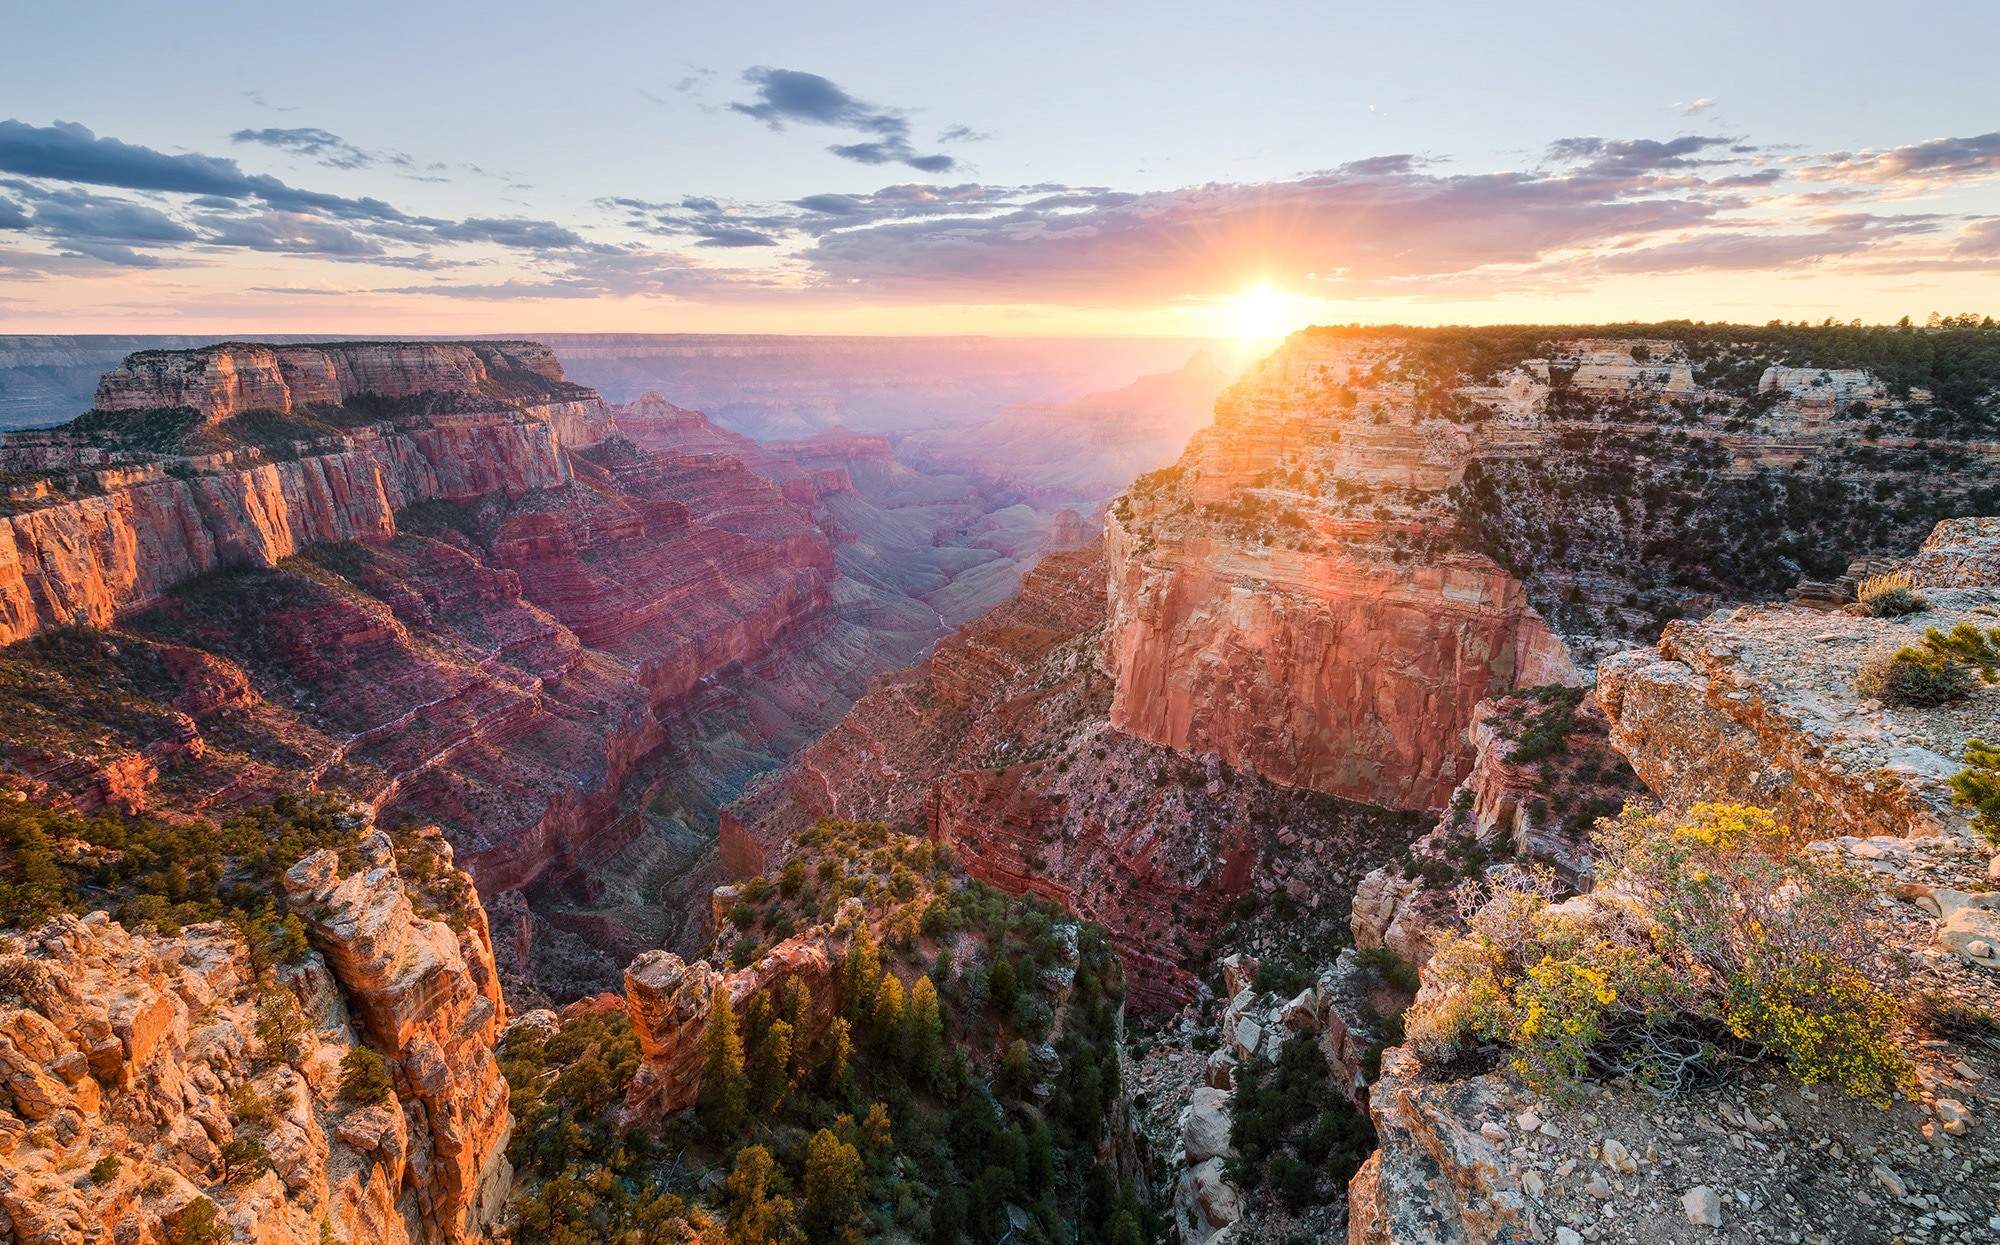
1409,803,1915,1103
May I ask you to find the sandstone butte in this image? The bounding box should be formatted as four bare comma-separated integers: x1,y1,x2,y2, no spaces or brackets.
0,820,509,1245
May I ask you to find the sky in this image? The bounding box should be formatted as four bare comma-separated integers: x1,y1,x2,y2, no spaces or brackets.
1,0,1997,338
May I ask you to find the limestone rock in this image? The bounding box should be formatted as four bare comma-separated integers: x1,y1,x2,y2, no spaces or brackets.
1596,563,2000,842
1682,1185,1724,1226
621,934,836,1122
1345,1049,1526,1245
283,832,511,1244
1179,1086,1235,1164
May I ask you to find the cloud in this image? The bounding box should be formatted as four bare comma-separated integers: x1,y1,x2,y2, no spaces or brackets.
1954,218,2000,258
0,119,253,196
1679,98,1717,115
937,125,989,143
232,126,400,173
23,187,200,243
433,217,590,250
1805,131,2000,185
1545,135,1737,177
0,119,427,228
728,69,956,173
199,210,384,256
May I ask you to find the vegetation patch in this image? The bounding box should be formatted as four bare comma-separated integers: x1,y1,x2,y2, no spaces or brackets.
503,817,1155,1245
1409,804,1915,1104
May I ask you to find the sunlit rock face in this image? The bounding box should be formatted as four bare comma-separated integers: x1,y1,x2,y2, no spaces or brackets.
283,830,513,1245
0,823,508,1245
0,341,611,645
1104,335,1578,812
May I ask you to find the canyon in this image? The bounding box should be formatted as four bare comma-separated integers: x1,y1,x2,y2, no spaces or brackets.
2,322,1998,1245
0,338,1143,1004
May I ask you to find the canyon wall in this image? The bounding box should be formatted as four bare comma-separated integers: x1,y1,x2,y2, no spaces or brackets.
1104,336,1581,813
0,340,595,645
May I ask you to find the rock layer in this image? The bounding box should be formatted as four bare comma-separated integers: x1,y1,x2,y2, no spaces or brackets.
1107,516,1576,811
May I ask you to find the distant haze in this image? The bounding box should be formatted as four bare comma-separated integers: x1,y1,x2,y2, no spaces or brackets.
0,333,1227,434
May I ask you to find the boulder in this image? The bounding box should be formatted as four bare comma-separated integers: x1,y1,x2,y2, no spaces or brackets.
1179,1087,1235,1164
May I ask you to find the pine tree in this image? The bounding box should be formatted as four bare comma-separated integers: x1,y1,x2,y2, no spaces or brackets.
802,1127,863,1245
841,925,880,1024
870,973,905,1052
750,1019,793,1114
782,976,814,1076
818,1016,852,1091
697,992,746,1128
906,975,943,1083
860,1101,892,1155
725,1145,795,1245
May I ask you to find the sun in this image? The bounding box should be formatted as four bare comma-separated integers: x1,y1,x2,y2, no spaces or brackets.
1228,286,1301,346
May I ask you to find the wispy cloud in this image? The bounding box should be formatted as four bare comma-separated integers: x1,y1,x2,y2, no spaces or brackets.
728,69,958,173
1801,131,2000,186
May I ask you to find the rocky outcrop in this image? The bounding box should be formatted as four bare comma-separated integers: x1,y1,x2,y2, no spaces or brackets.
1102,335,1589,814
93,340,586,422
1345,1049,1530,1245
0,850,505,1245
619,924,842,1121
1107,513,1576,812
0,340,602,645
1901,517,2000,589
1596,574,1999,842
283,830,512,1243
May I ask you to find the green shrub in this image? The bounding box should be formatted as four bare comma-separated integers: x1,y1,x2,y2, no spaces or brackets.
1411,804,1915,1103
1225,1034,1374,1209
1857,569,1925,617
1355,948,1420,995
164,1197,233,1245
1950,738,2000,847
89,1154,122,1185
221,1136,269,1184
338,1048,394,1105
1854,647,1979,705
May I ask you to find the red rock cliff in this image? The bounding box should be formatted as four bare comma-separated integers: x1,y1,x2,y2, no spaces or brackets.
1105,337,1578,812
0,341,611,645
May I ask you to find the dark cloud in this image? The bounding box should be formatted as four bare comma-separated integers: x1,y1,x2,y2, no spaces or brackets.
693,226,780,247
1806,131,2000,185
0,120,428,228
0,119,251,196
199,210,383,256
24,188,200,243
728,69,956,173
1547,135,1737,177
0,196,26,230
